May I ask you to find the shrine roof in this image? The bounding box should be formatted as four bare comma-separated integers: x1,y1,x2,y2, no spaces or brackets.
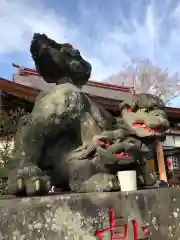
1,71,180,119
0,77,122,112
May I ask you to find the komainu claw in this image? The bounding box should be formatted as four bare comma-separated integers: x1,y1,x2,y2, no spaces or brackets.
34,179,40,191
17,178,23,190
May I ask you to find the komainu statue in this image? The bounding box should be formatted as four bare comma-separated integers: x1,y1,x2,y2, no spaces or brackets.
7,33,170,196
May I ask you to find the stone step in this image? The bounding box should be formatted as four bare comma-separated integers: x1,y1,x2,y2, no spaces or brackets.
0,188,179,239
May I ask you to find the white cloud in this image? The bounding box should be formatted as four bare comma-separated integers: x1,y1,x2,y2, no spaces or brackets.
0,0,111,80
0,0,71,54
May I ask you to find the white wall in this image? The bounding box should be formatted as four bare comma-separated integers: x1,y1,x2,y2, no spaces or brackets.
13,73,132,101
163,135,180,147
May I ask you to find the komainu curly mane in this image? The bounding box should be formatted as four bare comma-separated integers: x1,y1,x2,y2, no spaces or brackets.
30,33,92,86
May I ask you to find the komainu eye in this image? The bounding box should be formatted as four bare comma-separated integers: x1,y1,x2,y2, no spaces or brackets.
140,108,148,112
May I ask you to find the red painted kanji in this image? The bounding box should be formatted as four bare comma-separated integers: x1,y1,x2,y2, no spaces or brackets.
96,208,151,240
96,208,128,240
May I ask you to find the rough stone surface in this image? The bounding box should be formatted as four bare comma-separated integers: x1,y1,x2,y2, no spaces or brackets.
8,33,170,197
1,188,180,239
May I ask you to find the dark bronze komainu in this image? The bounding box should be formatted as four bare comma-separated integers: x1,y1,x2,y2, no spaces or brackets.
7,33,170,196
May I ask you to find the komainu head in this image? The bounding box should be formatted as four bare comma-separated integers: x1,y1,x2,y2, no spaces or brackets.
30,33,92,86
119,93,170,139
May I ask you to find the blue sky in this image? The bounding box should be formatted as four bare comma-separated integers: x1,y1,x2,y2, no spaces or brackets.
0,0,180,106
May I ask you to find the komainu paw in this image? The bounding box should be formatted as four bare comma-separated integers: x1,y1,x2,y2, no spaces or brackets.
7,166,51,196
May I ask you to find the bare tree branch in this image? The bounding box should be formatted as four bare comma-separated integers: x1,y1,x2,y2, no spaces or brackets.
105,58,180,104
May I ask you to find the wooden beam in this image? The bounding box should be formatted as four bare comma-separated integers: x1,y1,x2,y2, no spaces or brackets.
156,141,167,182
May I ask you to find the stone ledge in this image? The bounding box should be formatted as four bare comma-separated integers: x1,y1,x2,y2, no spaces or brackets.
0,188,180,239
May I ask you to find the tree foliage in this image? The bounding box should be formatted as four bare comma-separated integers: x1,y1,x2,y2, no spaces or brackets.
0,108,28,194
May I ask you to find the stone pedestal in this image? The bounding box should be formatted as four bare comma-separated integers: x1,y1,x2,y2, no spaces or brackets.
0,188,180,239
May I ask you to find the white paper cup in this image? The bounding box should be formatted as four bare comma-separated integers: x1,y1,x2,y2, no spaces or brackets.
117,170,137,192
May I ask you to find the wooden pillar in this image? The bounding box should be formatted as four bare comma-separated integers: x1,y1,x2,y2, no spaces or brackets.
156,141,167,182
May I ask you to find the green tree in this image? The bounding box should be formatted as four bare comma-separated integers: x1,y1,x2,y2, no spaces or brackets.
0,108,28,194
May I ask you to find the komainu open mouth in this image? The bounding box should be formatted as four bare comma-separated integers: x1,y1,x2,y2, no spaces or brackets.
126,108,161,135
132,122,161,134
96,139,131,159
